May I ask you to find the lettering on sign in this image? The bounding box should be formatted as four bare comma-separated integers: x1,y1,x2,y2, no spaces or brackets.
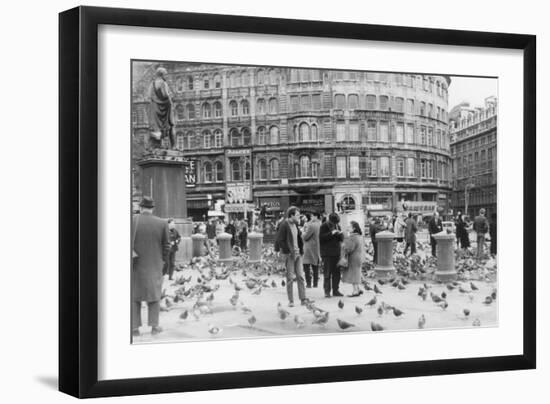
226,183,251,203
185,160,196,187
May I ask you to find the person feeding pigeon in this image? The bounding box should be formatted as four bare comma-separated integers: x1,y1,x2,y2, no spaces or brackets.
162,218,181,280
428,210,443,257
274,206,310,307
131,196,170,337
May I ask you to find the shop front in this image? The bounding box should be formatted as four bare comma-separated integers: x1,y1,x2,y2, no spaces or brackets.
289,194,325,214
187,199,210,222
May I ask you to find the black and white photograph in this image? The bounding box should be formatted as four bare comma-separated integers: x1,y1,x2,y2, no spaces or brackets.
130,61,498,343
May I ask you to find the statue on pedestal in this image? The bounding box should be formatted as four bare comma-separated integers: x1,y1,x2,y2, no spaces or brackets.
148,67,175,150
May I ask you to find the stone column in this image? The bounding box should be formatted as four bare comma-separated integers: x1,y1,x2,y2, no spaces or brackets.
375,230,396,278
433,232,457,282
217,232,234,263
191,234,206,258
248,232,263,263
175,220,193,264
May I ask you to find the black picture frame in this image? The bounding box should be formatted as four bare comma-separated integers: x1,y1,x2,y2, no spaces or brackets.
59,5,536,398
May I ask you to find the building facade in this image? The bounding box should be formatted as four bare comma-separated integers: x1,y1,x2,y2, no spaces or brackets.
132,62,453,223
449,96,497,219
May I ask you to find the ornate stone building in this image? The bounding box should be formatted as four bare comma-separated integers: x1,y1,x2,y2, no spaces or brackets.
449,96,497,219
132,62,453,222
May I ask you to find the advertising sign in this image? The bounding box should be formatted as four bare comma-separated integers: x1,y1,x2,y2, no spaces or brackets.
226,183,251,203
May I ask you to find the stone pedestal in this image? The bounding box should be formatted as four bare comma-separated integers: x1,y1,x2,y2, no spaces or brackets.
375,230,396,278
433,232,457,282
217,232,234,263
248,232,263,263
191,234,206,258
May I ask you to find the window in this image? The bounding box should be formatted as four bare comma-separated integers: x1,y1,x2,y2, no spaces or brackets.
312,94,321,110
311,124,318,141
301,95,311,110
268,98,278,114
336,122,346,141
379,157,390,177
214,75,221,88
202,102,211,118
257,98,266,114
187,76,194,90
366,95,377,109
203,130,212,148
428,103,433,117
348,94,359,109
230,73,240,88
213,102,222,117
379,121,389,142
176,132,184,149
244,161,251,181
299,69,310,82
230,128,241,147
241,72,248,87
367,120,377,141
257,70,265,85
379,73,388,82
407,158,415,177
300,156,311,178
394,74,403,85
397,159,405,177
420,126,427,145
231,161,241,181
258,160,267,180
215,162,224,182
214,130,223,147
394,97,404,112
241,100,249,115
312,162,318,178
203,76,210,89
406,99,415,114
350,156,360,178
229,100,238,116
420,159,427,178
300,123,310,142
366,72,377,81
404,75,413,86
396,123,404,143
184,132,193,149
176,78,184,92
427,160,434,178
269,70,277,85
367,158,377,176
311,70,320,81
269,126,279,144
186,103,195,119
290,95,299,112
290,69,299,82
270,159,279,179
176,104,185,120
379,96,389,110
203,162,213,183
427,127,433,146
336,156,347,178
323,155,333,177
257,127,266,145
437,106,441,120
349,122,359,141
335,94,346,109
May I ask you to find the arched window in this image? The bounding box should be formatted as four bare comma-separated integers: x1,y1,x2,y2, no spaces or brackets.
258,160,267,180
300,122,310,142
270,159,280,179
335,94,346,109
269,126,279,145
213,101,222,117
186,103,195,119
203,162,213,183
176,132,185,149
214,129,223,147
230,128,241,147
244,161,251,181
184,131,193,149
242,127,251,146
311,124,318,141
187,76,194,90
214,161,224,182
241,72,249,87
341,195,356,211
231,161,241,181
348,94,359,109
176,78,184,92
268,98,278,114
257,70,265,85
201,102,211,118
241,100,249,115
257,126,266,145
256,98,266,114
214,74,222,88
300,156,311,178
269,69,277,85
175,104,185,120
229,100,238,116
203,130,212,148
230,73,240,88
203,75,210,89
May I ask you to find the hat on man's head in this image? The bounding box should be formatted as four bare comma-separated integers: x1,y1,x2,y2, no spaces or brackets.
139,196,155,208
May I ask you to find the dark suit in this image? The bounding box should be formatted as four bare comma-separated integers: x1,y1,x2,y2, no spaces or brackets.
428,216,443,256
319,221,344,295
132,212,170,330
162,228,181,280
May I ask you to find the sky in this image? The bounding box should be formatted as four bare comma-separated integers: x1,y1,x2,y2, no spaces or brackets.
448,76,498,110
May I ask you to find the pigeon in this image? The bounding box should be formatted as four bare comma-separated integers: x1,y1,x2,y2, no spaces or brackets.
431,293,444,303
271,280,277,288
252,287,263,295
377,305,384,316
417,287,425,297
374,284,383,294
446,284,456,291
365,296,377,307
437,301,449,310
281,280,286,287
391,280,400,288
294,315,305,328
206,293,215,303
470,282,479,291
277,303,290,320
337,319,355,330
418,314,426,329
192,309,201,321
441,291,447,299
483,296,493,305
355,305,363,315
233,283,242,292
312,311,329,325
208,324,222,335
199,305,212,315
338,299,344,309
463,308,470,317
247,315,257,326
370,322,384,331
364,283,373,292
491,290,497,300
179,309,189,320
459,286,471,294
392,307,404,317
246,279,257,290
164,297,173,308
229,292,239,307
473,318,481,327
241,305,252,314
401,278,410,285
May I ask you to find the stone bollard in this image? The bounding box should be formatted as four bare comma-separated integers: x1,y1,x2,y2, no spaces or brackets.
375,230,396,278
191,233,206,258
217,232,234,263
433,232,457,282
175,220,193,264
248,232,263,263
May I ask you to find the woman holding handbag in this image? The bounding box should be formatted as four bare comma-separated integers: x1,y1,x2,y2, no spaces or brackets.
341,221,365,297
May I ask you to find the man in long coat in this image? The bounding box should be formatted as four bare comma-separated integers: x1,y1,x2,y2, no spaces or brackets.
302,212,321,288
132,196,170,337
428,211,443,257
403,213,418,256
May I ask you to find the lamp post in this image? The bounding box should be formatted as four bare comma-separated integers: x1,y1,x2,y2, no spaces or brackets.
464,182,475,217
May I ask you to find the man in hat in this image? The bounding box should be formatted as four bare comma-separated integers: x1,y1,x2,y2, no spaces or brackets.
132,196,170,337
148,67,175,149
